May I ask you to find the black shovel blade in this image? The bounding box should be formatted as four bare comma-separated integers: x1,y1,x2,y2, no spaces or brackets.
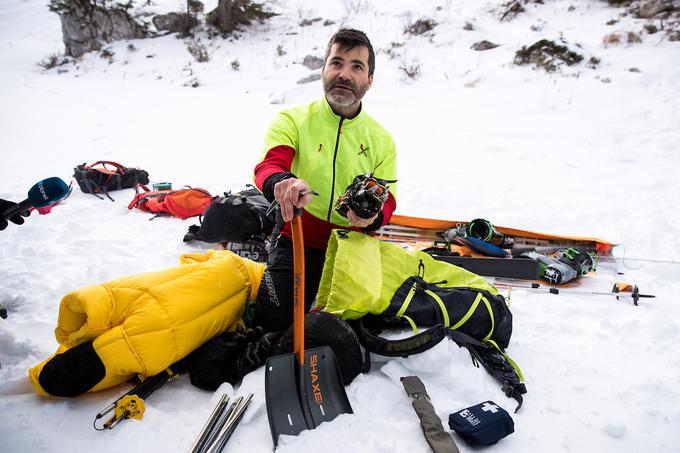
265,346,352,446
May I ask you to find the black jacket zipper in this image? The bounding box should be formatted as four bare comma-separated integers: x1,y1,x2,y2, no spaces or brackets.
326,117,344,221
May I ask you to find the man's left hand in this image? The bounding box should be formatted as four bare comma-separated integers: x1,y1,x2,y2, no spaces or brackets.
347,209,378,228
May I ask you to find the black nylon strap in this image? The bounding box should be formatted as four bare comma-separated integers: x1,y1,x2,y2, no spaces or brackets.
354,320,526,411
401,376,460,453
354,319,448,357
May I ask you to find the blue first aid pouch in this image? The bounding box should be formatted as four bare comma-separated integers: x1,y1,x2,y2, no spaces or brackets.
448,401,514,446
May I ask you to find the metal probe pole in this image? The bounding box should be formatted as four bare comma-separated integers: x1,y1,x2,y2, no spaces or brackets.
189,394,230,453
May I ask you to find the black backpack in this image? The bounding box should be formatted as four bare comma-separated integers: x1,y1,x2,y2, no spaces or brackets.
74,161,149,201
184,186,275,261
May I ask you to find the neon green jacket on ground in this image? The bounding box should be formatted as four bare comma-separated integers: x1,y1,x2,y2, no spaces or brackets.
262,97,398,226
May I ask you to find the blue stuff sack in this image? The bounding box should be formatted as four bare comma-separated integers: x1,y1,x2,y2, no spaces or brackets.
448,401,514,446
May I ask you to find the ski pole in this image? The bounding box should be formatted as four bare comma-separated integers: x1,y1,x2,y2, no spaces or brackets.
494,281,654,306
599,256,680,264
93,367,178,430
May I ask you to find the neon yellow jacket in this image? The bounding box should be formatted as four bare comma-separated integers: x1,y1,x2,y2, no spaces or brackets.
261,98,398,226
29,251,265,396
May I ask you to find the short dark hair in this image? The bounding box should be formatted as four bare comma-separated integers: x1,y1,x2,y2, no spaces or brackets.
325,28,375,76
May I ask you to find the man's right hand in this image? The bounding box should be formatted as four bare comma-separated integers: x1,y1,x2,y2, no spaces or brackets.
0,198,29,231
274,178,314,222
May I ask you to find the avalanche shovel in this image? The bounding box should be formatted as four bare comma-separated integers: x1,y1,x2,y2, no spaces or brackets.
265,207,352,447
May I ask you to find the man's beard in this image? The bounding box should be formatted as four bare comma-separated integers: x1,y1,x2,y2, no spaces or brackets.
324,78,368,108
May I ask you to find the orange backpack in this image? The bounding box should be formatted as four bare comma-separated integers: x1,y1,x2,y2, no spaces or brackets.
128,184,213,219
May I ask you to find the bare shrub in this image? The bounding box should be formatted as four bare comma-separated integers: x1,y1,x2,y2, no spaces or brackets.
404,18,437,36
602,32,622,46
602,31,641,46
100,47,115,64
500,1,525,21
399,60,422,79
626,31,642,43
37,53,69,70
342,0,370,17
187,40,210,62
644,23,659,34
514,39,583,72
382,41,404,60
184,77,200,88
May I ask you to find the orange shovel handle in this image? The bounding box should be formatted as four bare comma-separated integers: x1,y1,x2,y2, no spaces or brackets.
291,211,305,365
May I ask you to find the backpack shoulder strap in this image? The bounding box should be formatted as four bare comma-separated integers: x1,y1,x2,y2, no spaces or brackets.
127,184,155,209
89,161,127,174
351,318,527,412
351,318,449,357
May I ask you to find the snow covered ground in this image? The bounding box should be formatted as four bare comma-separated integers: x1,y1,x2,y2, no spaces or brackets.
1,0,680,452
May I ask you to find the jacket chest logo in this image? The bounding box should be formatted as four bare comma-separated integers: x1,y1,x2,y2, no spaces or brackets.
358,144,369,157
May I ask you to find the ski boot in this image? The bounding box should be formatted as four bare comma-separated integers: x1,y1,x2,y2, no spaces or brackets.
543,247,596,284
466,218,514,248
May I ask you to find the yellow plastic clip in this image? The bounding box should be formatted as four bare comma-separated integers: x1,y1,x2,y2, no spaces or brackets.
115,394,145,420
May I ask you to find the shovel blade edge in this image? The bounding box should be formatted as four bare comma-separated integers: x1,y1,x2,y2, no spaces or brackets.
265,346,352,446
265,353,309,444
303,346,353,427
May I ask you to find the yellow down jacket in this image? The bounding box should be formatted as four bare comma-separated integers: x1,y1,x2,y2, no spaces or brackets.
29,250,265,397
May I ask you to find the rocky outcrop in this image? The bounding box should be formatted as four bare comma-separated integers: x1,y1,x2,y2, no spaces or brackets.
152,12,198,35
638,0,674,18
302,55,324,70
52,0,146,57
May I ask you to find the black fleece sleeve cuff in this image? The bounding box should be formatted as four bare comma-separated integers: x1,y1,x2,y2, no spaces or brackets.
361,211,384,233
262,172,296,202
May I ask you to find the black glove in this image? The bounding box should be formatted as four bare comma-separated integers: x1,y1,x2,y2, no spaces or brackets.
235,330,283,371
188,325,283,390
0,198,29,231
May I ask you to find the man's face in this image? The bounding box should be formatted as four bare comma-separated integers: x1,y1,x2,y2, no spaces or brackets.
322,43,373,112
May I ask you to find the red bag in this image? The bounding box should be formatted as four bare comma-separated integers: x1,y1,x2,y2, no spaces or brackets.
128,184,213,219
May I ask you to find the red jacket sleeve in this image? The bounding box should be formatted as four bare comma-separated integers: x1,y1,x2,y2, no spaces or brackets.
381,192,397,226
254,145,295,191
